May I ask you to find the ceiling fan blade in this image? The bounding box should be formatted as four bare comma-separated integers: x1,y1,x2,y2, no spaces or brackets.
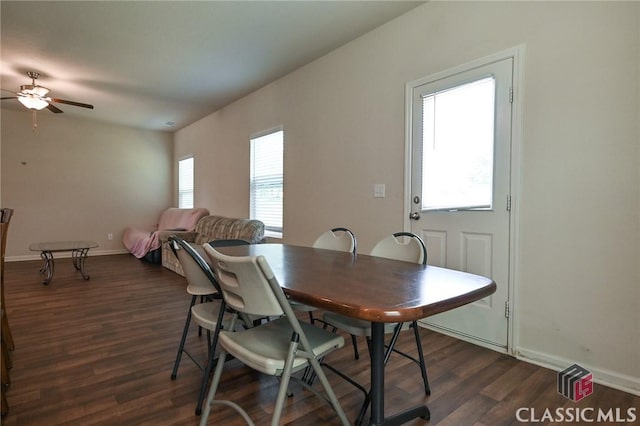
47,103,64,113
51,98,94,109
1,97,18,100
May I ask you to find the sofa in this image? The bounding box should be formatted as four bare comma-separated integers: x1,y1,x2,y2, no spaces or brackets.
160,215,265,276
122,207,210,263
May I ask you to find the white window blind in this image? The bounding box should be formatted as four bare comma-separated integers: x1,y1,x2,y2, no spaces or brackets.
250,130,283,236
178,157,194,208
420,76,495,211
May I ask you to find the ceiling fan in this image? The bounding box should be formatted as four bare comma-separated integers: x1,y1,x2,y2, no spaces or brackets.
1,71,93,129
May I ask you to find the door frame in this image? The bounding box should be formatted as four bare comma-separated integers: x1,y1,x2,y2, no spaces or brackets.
403,45,525,355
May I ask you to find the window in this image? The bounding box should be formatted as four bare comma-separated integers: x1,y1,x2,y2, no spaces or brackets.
420,76,495,211
250,130,283,238
178,156,194,208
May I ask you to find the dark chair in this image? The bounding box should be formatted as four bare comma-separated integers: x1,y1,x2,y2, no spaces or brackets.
168,236,238,415
1,208,14,417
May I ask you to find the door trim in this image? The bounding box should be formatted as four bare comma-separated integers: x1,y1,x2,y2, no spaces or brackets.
404,45,525,355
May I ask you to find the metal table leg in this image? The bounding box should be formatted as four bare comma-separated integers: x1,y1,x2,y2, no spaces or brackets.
370,322,385,425
369,321,430,426
39,251,54,285
71,247,91,280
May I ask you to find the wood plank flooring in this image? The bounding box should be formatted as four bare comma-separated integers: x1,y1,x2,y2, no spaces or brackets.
2,254,638,425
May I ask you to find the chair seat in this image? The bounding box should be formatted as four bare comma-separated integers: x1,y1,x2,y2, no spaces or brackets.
191,302,233,331
322,312,408,337
187,285,217,297
289,300,315,312
219,317,344,375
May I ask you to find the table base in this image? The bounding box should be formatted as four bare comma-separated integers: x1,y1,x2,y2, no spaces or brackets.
38,247,92,285
369,322,430,426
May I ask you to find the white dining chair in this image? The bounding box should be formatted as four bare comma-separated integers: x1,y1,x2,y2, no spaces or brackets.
313,227,357,254
200,245,350,426
291,227,358,326
321,231,430,424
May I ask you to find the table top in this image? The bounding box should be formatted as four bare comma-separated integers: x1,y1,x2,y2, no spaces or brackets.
211,243,496,323
29,241,99,252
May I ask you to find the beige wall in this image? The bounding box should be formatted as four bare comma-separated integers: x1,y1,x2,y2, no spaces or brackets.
175,2,640,392
1,109,173,258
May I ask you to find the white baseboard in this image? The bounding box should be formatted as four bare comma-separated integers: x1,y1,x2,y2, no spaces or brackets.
6,249,130,262
516,346,640,396
418,320,509,353
418,321,640,397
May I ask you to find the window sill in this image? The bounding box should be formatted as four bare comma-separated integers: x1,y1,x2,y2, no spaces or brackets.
264,230,282,240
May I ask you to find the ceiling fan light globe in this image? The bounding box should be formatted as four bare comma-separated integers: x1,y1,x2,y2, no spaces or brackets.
33,85,50,97
17,94,49,110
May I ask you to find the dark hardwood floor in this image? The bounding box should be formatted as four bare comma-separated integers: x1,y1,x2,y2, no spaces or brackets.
2,254,637,425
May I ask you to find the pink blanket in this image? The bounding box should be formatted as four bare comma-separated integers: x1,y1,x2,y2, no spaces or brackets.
123,208,209,258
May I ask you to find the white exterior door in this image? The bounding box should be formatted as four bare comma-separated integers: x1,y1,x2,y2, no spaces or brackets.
406,55,515,350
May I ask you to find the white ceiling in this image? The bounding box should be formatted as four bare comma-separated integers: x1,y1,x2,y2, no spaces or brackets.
1,1,423,132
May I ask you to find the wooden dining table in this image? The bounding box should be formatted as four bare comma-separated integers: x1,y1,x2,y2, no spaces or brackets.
211,243,496,426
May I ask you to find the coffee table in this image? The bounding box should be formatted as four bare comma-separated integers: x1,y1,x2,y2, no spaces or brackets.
29,241,98,285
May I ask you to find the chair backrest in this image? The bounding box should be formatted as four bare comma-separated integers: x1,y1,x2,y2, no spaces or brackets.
204,245,284,317
204,245,314,350
313,227,357,254
370,232,427,265
169,236,220,295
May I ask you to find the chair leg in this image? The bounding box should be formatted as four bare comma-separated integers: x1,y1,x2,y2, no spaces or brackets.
198,295,206,336
351,334,360,360
171,295,197,380
199,350,228,426
0,340,10,370
308,356,350,426
1,310,14,351
384,323,403,364
271,341,298,426
411,321,430,395
382,322,430,394
194,305,226,415
1,341,10,388
1,386,7,416
328,324,359,360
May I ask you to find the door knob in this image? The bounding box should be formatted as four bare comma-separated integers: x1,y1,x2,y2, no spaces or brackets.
409,211,420,220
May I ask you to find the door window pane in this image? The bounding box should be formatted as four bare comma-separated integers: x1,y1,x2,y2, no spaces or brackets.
421,77,495,211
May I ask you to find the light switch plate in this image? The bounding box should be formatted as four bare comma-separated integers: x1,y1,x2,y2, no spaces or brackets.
374,183,385,198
